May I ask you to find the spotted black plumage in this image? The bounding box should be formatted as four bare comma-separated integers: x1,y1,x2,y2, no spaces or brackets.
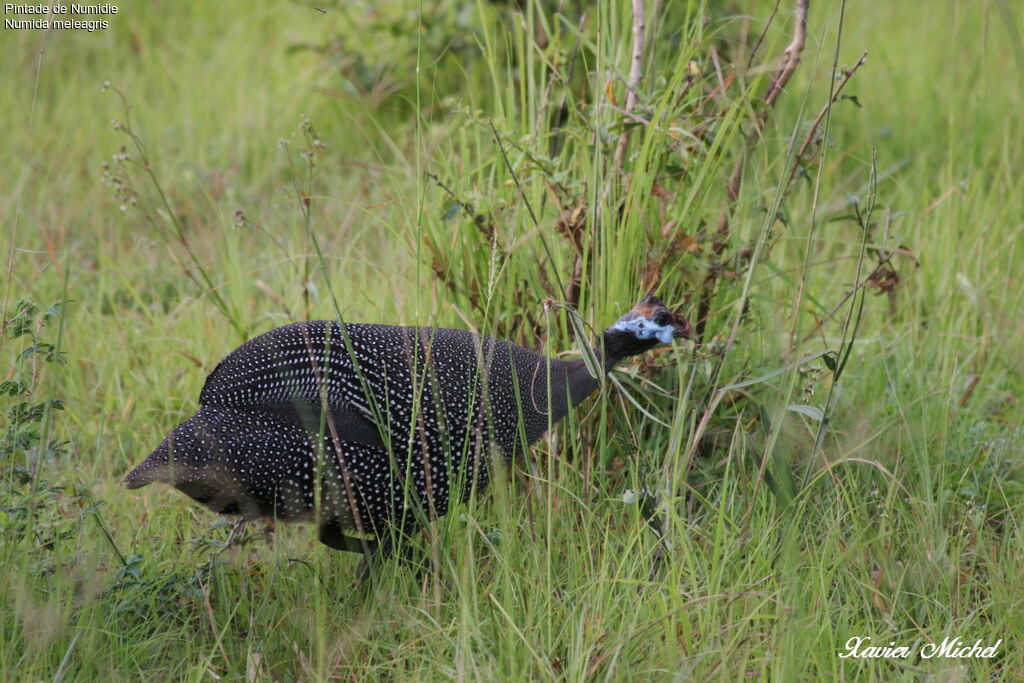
124,294,692,555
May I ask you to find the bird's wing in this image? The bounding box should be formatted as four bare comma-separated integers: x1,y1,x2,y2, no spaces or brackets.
197,321,389,448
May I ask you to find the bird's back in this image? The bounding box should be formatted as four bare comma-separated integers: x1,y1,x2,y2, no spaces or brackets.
198,321,563,452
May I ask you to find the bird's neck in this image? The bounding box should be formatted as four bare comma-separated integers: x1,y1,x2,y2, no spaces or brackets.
560,357,602,409
545,340,623,420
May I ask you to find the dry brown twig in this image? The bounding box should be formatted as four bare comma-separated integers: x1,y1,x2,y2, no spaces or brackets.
723,50,869,284
612,0,647,179
786,50,868,188
695,0,809,339
763,0,809,108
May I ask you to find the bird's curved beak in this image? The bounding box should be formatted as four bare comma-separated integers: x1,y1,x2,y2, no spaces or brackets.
671,314,694,340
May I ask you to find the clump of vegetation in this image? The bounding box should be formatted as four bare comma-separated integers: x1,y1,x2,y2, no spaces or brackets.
1,300,71,548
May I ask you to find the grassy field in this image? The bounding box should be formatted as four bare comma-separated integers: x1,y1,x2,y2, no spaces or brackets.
2,0,1023,679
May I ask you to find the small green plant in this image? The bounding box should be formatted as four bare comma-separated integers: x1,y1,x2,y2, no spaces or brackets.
1,300,68,489
0,300,79,600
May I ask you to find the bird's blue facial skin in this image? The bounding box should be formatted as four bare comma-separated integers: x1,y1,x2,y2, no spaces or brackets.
612,315,675,344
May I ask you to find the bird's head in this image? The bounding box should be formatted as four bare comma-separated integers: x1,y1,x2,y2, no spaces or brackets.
601,293,693,366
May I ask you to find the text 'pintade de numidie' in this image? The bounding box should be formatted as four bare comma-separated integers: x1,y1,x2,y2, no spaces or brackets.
4,4,118,31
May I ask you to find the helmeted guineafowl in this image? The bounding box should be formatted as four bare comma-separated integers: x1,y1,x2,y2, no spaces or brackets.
124,294,692,557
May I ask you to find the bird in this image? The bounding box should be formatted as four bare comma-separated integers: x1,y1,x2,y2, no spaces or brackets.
124,293,692,559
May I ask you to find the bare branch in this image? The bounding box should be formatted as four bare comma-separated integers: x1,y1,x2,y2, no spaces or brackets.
695,0,810,339
786,51,868,188
612,0,646,178
764,0,809,107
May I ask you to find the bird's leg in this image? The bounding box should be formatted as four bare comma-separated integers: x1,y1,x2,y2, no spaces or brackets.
318,518,377,555
318,519,424,586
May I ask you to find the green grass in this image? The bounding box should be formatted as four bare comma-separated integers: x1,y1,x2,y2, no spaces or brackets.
2,0,1023,679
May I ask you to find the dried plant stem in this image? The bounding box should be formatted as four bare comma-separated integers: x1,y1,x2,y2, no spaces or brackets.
763,0,809,108
785,51,868,188
612,0,646,179
695,0,809,339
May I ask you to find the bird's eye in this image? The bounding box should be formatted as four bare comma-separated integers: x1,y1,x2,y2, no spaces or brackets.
653,311,671,326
